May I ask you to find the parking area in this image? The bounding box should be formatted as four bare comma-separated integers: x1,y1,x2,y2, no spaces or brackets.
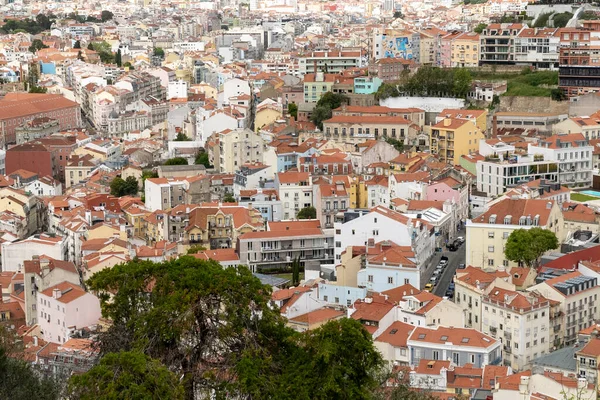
420,236,466,298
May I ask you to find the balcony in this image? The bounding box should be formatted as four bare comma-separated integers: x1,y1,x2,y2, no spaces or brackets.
503,345,511,353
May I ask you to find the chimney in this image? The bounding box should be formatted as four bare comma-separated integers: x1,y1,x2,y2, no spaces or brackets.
53,288,62,299
578,377,586,390
33,336,38,347
546,202,552,209
519,376,529,395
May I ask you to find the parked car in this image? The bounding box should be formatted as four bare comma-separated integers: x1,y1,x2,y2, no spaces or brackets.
456,236,465,244
425,283,434,292
449,282,455,290
440,256,449,265
445,288,454,298
436,264,444,271
447,243,457,251
429,276,437,285
457,263,466,269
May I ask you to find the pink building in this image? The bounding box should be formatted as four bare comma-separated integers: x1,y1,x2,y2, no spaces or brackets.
440,32,461,68
426,176,469,226
37,281,101,344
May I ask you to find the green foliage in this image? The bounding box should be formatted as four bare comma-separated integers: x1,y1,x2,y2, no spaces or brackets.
90,41,115,64
141,170,158,189
110,176,139,197
29,85,47,93
474,23,487,33
87,257,385,399
297,206,317,219
163,157,188,166
503,71,558,97
553,12,573,28
115,49,122,67
73,40,81,49
153,47,165,57
551,88,567,101
570,193,599,202
310,92,348,130
187,244,207,254
504,228,559,268
579,11,599,20
174,132,190,141
223,192,236,202
28,39,48,53
533,12,553,27
393,11,403,18
87,42,94,51
194,151,213,168
35,14,54,30
291,256,301,286
378,67,473,100
386,137,404,152
1,17,50,34
0,344,61,400
123,61,133,70
387,384,440,399
101,10,114,22
288,102,298,119
68,351,183,400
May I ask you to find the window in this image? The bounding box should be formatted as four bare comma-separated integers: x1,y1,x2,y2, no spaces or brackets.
334,297,339,303
488,246,495,252
488,259,494,266
368,275,373,282
404,279,410,284
324,295,328,301
388,277,393,284
488,232,495,238
470,354,475,363
433,351,439,360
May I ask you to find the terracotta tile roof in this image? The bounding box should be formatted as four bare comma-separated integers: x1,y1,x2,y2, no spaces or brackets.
413,359,451,375
324,115,412,125
496,371,532,390
375,321,414,347
39,281,86,304
482,365,511,389
538,133,588,149
288,308,344,325
381,284,420,304
432,118,471,130
277,171,310,184
471,198,555,226
456,266,496,289
391,171,430,183
0,93,79,120
193,248,239,263
272,286,311,301
351,293,395,322
541,245,600,271
578,338,600,357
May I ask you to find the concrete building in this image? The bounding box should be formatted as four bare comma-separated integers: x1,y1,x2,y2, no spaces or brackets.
430,118,484,166
297,50,362,74
37,281,101,344
466,198,563,270
2,234,67,272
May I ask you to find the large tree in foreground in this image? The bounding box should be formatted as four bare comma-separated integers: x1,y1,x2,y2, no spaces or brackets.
86,257,385,399
68,351,184,400
504,227,559,268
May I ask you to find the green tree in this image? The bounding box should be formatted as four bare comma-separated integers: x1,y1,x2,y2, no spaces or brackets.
285,318,384,399
186,244,207,254
163,157,188,166
101,10,114,22
474,23,487,33
35,14,53,30
28,39,48,53
153,47,165,57
551,88,567,101
110,176,139,197
297,206,317,219
223,192,236,202
174,132,190,141
68,351,184,400
310,92,348,130
386,137,404,152
87,42,94,51
291,256,301,286
115,49,122,67
453,68,472,99
553,12,573,28
195,151,213,168
0,341,61,400
141,170,158,190
288,102,298,119
73,40,81,49
375,82,400,101
393,11,403,18
123,61,133,70
28,85,47,93
504,227,559,268
91,41,115,64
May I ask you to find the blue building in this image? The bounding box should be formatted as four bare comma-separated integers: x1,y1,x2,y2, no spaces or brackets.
354,77,383,94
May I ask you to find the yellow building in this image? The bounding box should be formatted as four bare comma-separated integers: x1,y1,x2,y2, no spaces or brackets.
143,210,166,244
86,222,127,241
123,205,150,239
451,32,480,68
65,155,96,188
437,109,488,133
466,198,563,270
304,72,337,103
255,105,283,132
430,118,484,165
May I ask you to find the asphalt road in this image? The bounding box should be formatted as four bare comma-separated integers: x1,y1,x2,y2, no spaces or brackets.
419,232,466,297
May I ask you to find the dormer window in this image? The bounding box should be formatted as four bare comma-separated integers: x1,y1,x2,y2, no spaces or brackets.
504,215,512,225
489,214,497,224
519,216,526,225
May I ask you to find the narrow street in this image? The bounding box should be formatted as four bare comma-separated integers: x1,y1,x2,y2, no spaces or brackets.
420,229,466,297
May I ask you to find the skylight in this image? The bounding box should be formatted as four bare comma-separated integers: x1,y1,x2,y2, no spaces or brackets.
418,333,426,339
461,337,470,343
440,335,448,341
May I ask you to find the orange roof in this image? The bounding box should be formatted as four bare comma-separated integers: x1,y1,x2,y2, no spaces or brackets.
288,308,344,325
578,338,600,357
351,293,395,322
193,248,240,263
324,115,412,125
39,281,87,304
471,198,554,226
375,321,414,347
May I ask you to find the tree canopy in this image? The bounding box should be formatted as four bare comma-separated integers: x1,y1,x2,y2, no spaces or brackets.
174,132,191,141
195,151,213,168
163,157,188,166
100,10,114,22
153,47,165,57
110,176,139,197
288,102,298,119
377,67,473,100
29,39,48,53
474,23,487,34
68,351,184,400
310,92,348,130
84,257,385,399
504,227,559,268
297,206,317,219
223,192,236,202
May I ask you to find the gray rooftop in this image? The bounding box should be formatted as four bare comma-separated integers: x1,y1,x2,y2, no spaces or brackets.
253,273,289,288
532,344,578,374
